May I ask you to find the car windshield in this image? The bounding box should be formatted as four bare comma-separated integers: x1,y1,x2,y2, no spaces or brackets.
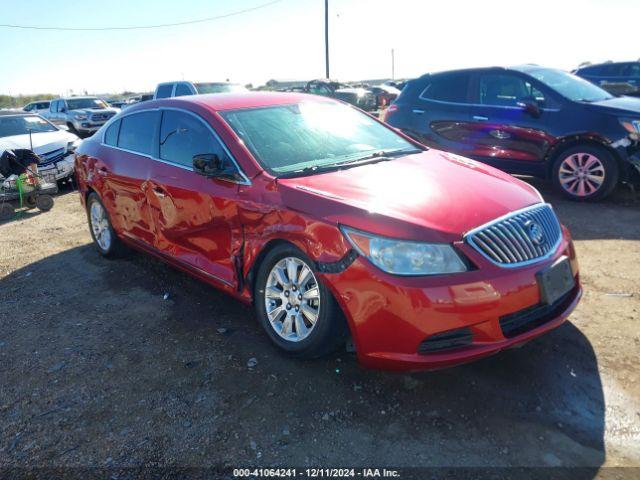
221,101,419,175
66,98,108,110
528,68,613,102
195,83,248,94
0,115,58,138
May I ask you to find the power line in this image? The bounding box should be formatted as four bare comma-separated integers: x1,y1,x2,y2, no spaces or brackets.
0,0,284,31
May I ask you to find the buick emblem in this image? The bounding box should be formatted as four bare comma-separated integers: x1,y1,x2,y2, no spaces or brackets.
525,221,545,246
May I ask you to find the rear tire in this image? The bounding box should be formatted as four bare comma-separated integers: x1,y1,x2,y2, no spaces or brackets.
86,192,128,257
254,244,348,358
551,145,619,201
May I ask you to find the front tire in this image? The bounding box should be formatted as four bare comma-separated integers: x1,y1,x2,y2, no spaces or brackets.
86,192,127,257
551,145,619,201
254,245,348,358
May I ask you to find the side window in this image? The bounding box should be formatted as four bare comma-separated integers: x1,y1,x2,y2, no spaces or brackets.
51,101,58,113
159,110,227,168
620,63,640,77
479,74,532,107
24,104,33,111
601,64,621,76
104,119,121,146
155,84,174,99
118,111,158,155
421,73,470,103
174,83,192,97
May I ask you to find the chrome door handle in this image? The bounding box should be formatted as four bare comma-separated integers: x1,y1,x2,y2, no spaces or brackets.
473,115,489,121
412,109,425,114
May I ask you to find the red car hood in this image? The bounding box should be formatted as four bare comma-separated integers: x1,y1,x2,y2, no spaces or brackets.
277,149,543,243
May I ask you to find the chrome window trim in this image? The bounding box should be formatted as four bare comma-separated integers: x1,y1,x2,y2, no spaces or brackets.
464,203,563,269
99,106,251,185
416,93,560,113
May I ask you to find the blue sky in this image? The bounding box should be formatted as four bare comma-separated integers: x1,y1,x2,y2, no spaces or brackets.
1,0,639,95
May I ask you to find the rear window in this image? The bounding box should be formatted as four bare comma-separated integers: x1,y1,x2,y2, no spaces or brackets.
104,119,121,146
117,112,158,155
155,84,173,99
174,83,192,97
421,73,470,103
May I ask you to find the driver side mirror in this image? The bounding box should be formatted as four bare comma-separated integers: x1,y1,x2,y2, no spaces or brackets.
58,124,69,131
193,153,242,182
517,97,541,118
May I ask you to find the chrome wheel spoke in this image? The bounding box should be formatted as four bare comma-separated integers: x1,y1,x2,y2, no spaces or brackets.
274,266,289,288
281,315,293,336
294,315,309,338
265,286,282,299
302,286,319,301
286,258,298,285
301,303,318,324
267,305,285,323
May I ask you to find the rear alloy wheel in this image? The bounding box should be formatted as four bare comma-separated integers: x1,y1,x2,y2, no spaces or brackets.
552,145,618,201
254,245,348,358
86,192,127,257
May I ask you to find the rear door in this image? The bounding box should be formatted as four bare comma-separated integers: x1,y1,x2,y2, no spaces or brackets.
463,72,562,174
405,71,475,153
146,108,246,287
99,110,160,246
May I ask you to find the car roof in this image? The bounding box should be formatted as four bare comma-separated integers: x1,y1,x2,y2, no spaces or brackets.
579,61,639,68
59,96,99,100
415,65,555,79
132,91,332,113
0,111,32,117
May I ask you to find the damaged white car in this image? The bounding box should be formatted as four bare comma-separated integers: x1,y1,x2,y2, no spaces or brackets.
0,112,80,184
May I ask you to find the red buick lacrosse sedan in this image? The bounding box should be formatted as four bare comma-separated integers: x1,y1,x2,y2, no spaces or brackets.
75,92,581,370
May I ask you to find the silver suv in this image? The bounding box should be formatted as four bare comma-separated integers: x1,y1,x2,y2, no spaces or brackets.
45,97,119,137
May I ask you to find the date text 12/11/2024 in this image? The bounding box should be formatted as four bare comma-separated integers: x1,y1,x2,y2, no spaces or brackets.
232,468,401,478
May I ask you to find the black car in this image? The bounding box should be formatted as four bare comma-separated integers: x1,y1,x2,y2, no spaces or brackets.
300,80,377,112
574,61,640,97
384,66,640,201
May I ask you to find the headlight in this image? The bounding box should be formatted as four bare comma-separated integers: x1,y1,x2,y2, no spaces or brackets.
620,118,640,134
73,113,88,120
67,139,82,152
341,226,468,276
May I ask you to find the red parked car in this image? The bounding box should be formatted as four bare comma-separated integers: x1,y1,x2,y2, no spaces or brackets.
75,92,581,370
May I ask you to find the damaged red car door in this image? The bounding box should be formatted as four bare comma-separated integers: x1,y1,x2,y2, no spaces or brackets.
145,108,245,287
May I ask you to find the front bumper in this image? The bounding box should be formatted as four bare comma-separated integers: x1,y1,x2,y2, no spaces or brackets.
39,154,75,181
322,229,580,371
613,135,640,182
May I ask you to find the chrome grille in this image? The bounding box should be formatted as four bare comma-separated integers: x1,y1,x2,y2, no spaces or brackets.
90,112,115,122
465,204,562,267
39,147,66,166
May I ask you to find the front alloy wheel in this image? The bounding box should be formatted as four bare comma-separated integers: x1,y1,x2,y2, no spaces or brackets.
264,257,321,342
558,152,605,197
552,145,619,201
254,245,348,358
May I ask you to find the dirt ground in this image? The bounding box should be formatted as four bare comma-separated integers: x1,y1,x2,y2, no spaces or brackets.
0,180,639,479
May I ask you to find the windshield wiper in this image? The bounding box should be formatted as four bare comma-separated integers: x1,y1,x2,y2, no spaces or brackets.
279,147,423,178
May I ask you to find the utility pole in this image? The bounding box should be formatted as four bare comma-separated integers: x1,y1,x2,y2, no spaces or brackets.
391,49,395,80
324,0,330,79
